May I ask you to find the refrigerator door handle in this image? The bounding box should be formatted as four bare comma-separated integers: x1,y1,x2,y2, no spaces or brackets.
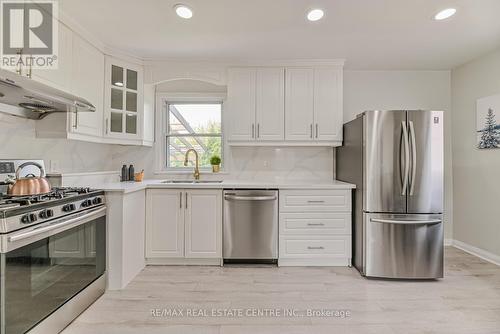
400,121,410,195
370,218,441,225
409,121,417,196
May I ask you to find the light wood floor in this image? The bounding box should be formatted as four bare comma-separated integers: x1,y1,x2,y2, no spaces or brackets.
63,247,500,334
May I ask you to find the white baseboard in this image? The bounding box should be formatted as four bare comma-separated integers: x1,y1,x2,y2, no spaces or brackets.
444,238,453,246
451,239,500,266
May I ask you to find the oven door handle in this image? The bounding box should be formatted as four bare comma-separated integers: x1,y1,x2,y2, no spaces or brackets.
7,206,106,243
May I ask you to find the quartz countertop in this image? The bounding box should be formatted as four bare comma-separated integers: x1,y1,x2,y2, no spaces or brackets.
92,178,355,194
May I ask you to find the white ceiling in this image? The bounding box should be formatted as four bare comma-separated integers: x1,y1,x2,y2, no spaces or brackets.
60,0,500,70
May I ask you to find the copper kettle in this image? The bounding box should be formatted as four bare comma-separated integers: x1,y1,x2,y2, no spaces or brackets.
7,162,52,196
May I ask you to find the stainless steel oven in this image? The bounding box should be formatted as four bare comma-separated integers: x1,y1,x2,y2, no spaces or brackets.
0,206,106,334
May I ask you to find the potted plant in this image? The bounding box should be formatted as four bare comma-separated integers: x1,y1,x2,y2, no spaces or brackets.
210,155,221,173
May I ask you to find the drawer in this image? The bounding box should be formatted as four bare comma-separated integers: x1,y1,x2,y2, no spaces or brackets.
279,190,351,212
280,212,351,235
279,235,351,258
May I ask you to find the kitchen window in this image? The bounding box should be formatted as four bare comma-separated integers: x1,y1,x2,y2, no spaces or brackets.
166,102,223,170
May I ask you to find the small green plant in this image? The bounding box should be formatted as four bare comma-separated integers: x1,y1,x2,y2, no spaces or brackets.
210,155,221,165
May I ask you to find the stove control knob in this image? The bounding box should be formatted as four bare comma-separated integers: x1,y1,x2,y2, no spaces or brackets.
29,213,37,222
92,197,102,205
39,209,54,219
81,199,92,208
21,214,31,224
62,204,76,212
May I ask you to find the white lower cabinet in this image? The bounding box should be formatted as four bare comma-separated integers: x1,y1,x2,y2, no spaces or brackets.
278,189,352,266
146,189,184,258
146,189,222,264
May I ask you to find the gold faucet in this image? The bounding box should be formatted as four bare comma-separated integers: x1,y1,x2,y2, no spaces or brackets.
184,149,200,180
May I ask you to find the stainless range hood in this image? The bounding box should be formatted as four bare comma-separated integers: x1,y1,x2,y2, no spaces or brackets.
0,69,95,120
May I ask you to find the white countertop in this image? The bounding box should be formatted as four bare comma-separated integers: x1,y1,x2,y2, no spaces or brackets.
94,178,356,194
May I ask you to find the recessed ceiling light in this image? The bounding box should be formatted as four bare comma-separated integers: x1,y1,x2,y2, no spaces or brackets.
114,82,123,87
434,8,456,21
307,9,324,22
174,4,193,19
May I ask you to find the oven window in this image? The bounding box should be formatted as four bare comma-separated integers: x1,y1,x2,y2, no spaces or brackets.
2,216,105,334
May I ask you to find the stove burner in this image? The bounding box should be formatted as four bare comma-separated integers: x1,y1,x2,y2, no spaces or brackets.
0,202,20,210
0,187,100,208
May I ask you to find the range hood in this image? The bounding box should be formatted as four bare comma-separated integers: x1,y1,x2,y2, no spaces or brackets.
0,69,95,120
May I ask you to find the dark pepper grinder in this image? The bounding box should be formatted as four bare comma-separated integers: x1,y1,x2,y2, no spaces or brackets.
128,164,135,182
121,165,128,182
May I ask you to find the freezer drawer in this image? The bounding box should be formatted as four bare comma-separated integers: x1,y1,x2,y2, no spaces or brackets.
364,213,443,279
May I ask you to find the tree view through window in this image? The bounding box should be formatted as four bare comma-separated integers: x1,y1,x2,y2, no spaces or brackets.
167,103,222,169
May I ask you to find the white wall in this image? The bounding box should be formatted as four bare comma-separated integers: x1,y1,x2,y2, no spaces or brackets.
451,47,500,258
344,70,453,239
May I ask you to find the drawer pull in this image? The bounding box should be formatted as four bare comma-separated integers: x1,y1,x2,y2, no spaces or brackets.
307,246,325,250
307,200,325,204
307,223,325,226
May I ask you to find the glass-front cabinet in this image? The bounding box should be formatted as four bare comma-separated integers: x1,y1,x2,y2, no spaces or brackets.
104,57,144,141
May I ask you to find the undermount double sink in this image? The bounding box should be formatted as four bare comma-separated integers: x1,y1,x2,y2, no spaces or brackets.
161,180,223,184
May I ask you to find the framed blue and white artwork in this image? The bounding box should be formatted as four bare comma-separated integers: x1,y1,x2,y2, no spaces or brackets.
477,94,500,149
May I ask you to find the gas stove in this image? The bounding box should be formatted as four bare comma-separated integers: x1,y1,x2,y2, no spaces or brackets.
0,186,105,233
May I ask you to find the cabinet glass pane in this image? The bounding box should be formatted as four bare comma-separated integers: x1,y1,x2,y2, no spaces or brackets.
126,92,137,112
126,114,137,134
111,88,123,110
111,65,124,87
110,112,123,133
126,69,137,90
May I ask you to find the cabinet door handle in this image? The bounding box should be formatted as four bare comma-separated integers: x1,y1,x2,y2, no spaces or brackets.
310,124,313,138
307,200,325,204
179,192,182,209
252,124,255,138
315,124,318,138
307,246,325,250
307,223,325,226
73,111,78,129
257,123,260,138
27,54,32,78
105,119,109,134
185,192,188,209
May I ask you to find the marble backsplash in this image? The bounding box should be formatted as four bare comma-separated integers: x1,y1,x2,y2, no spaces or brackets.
0,113,115,173
111,144,334,181
1,112,334,182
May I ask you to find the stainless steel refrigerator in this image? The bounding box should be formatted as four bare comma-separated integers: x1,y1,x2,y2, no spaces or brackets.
337,110,444,279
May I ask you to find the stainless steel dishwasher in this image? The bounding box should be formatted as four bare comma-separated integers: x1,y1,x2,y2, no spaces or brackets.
223,190,278,263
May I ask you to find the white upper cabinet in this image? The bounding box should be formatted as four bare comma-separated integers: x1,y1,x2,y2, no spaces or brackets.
104,57,144,142
285,68,314,141
313,68,343,142
228,64,343,146
30,22,73,92
256,68,285,141
227,68,256,141
227,67,285,142
70,35,105,138
284,67,343,145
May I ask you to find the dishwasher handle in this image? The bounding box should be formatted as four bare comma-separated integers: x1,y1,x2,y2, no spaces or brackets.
224,195,277,201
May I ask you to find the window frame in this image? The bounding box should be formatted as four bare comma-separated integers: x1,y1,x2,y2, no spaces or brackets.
155,94,225,174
